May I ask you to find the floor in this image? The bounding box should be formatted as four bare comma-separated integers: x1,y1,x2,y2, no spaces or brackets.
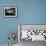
19,39,46,46
0,40,46,46
0,44,18,46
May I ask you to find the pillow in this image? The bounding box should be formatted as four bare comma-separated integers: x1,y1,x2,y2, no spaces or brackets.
21,30,28,39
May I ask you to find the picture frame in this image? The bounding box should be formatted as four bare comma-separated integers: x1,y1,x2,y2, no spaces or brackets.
4,6,17,17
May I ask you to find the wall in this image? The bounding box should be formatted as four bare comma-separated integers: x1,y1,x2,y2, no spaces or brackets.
0,0,18,44
0,0,46,44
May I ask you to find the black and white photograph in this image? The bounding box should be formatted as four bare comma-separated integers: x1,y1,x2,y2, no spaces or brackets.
4,6,17,17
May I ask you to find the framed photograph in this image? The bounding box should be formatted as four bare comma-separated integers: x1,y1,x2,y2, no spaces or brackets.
4,6,17,17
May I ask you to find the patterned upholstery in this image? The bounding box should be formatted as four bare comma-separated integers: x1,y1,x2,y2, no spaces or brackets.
20,25,46,41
